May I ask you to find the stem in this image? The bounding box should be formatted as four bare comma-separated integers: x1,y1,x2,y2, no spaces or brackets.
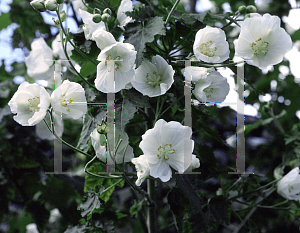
229,178,280,201
269,107,285,135
84,155,122,179
43,118,102,161
172,30,193,50
198,60,245,68
233,188,275,233
165,0,181,26
56,9,98,66
147,179,156,233
60,28,97,91
158,95,184,119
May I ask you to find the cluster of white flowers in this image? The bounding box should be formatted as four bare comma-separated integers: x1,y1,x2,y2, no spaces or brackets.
8,80,87,126
193,13,292,70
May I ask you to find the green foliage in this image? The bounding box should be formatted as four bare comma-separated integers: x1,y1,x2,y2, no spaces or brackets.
84,161,124,202
124,16,166,67
0,12,11,31
115,98,138,132
129,199,145,217
79,189,103,217
10,0,50,49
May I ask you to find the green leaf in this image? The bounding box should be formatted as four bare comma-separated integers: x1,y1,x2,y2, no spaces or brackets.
80,61,97,77
124,16,166,67
115,210,127,219
123,88,151,108
129,199,145,217
115,98,138,132
0,12,11,31
84,161,124,202
79,189,103,217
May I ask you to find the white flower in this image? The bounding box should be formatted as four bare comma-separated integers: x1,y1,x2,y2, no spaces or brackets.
131,55,175,97
117,0,134,30
277,167,300,201
78,8,106,40
188,154,200,170
8,82,50,126
52,33,73,61
50,80,87,119
234,13,293,69
90,126,134,164
193,26,230,63
72,0,87,16
25,38,54,80
131,155,150,186
139,119,194,182
93,30,137,93
181,66,214,83
193,70,229,103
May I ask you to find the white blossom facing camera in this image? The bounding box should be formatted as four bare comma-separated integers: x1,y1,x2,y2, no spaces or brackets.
25,38,54,80
193,26,230,63
8,82,50,126
277,167,300,201
93,30,137,93
117,0,134,30
234,13,292,69
50,80,87,119
139,119,194,182
90,126,134,164
131,155,150,186
78,8,106,40
193,70,229,103
131,55,175,97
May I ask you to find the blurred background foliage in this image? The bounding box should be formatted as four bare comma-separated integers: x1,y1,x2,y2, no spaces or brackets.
1,0,300,232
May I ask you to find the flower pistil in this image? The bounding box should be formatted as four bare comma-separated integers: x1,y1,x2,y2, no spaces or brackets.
28,97,40,113
200,41,217,57
157,144,176,161
251,38,269,56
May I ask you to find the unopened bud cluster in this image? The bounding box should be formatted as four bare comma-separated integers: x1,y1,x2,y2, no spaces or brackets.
238,5,257,15
92,8,112,23
30,0,64,12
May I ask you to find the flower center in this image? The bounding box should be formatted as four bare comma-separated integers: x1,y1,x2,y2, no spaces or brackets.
200,41,217,57
204,87,214,98
105,55,122,71
288,185,294,193
157,144,176,161
28,96,40,113
145,71,162,87
251,38,269,56
61,94,73,112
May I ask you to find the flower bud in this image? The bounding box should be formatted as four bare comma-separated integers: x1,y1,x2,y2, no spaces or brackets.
238,5,247,14
60,10,66,22
53,18,60,26
92,14,102,23
45,0,58,11
246,5,257,13
97,121,107,134
103,8,112,16
101,13,111,22
30,0,46,12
